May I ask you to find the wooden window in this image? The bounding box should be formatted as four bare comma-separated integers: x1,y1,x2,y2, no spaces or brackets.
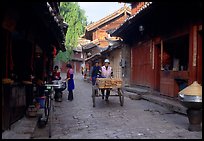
162,34,189,71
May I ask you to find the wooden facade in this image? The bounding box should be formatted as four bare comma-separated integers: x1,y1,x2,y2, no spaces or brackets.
111,2,202,98
70,46,83,73
82,5,131,80
94,39,122,80
110,49,122,79
2,2,67,131
81,40,100,79
131,40,154,87
85,5,131,48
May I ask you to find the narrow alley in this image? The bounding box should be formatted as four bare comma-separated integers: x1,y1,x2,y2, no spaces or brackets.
2,2,202,140
31,73,202,139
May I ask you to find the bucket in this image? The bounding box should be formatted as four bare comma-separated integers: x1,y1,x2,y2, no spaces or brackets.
36,97,45,108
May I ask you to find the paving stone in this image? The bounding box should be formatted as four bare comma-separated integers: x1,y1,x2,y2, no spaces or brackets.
3,73,202,139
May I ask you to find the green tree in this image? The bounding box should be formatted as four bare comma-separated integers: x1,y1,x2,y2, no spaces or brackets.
55,2,87,62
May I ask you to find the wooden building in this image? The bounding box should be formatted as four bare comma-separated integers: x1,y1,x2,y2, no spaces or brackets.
56,37,91,74
100,37,124,79
81,39,100,79
2,2,67,131
70,46,83,73
111,2,202,97
85,5,131,48
82,5,131,80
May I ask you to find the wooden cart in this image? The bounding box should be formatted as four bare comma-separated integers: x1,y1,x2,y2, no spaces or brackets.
92,78,124,107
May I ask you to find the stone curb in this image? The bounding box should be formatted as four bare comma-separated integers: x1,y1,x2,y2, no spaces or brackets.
123,87,187,115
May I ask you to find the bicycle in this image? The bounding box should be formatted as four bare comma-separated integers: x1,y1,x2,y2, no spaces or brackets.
37,82,59,138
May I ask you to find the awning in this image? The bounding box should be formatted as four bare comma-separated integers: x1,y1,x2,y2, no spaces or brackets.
82,39,99,51
111,2,153,39
71,58,83,62
100,42,122,55
31,2,67,52
111,2,202,41
85,53,101,62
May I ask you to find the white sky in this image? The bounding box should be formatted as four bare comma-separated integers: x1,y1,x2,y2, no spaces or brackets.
78,2,130,24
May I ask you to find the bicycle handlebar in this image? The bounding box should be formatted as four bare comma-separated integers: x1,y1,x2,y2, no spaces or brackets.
44,84,61,87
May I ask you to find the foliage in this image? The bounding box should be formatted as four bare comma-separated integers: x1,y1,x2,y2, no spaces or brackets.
55,2,87,62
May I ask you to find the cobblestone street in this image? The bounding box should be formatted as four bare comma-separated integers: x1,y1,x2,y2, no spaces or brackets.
2,2,202,140
31,73,202,139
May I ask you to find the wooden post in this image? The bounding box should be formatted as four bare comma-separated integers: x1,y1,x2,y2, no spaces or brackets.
152,40,155,70
160,40,163,70
192,26,197,67
6,32,9,78
197,25,202,84
188,25,197,84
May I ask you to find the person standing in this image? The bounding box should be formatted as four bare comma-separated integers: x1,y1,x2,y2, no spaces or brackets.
65,64,75,101
81,66,84,76
101,59,113,101
90,60,102,86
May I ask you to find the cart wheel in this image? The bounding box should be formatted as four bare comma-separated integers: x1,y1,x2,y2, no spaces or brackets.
118,89,124,106
92,86,96,107
92,96,95,107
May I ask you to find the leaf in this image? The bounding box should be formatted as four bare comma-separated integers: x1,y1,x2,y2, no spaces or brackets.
56,2,87,62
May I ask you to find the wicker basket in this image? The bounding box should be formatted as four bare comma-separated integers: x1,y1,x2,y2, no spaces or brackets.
96,78,122,89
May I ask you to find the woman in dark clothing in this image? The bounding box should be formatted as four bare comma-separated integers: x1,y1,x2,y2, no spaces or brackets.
65,64,75,101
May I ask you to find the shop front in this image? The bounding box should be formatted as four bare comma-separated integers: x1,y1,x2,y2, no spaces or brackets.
111,2,202,98
2,2,67,131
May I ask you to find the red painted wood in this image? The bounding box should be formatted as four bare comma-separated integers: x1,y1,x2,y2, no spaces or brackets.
188,26,197,85
197,30,202,85
131,41,154,87
154,43,161,91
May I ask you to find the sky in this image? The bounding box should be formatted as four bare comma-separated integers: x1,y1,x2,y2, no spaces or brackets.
78,2,130,24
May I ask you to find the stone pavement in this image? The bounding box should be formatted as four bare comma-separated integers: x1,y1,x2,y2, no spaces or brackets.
123,86,187,115
1,73,199,139
2,116,37,139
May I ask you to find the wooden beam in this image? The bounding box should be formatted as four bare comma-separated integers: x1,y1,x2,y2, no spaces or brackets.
160,40,163,70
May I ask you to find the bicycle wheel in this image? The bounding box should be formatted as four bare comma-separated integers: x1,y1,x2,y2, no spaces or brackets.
48,95,52,138
92,86,96,107
44,97,49,124
118,88,124,106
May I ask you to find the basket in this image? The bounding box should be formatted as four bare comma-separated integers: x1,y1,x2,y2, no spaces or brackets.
96,78,122,89
111,78,122,88
26,105,37,117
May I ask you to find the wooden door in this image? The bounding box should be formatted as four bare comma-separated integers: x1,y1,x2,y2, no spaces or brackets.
154,44,161,91
131,41,152,87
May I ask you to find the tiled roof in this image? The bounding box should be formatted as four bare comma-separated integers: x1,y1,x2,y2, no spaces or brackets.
74,37,92,52
111,2,153,37
100,41,122,54
81,39,99,50
85,53,101,62
86,5,131,32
